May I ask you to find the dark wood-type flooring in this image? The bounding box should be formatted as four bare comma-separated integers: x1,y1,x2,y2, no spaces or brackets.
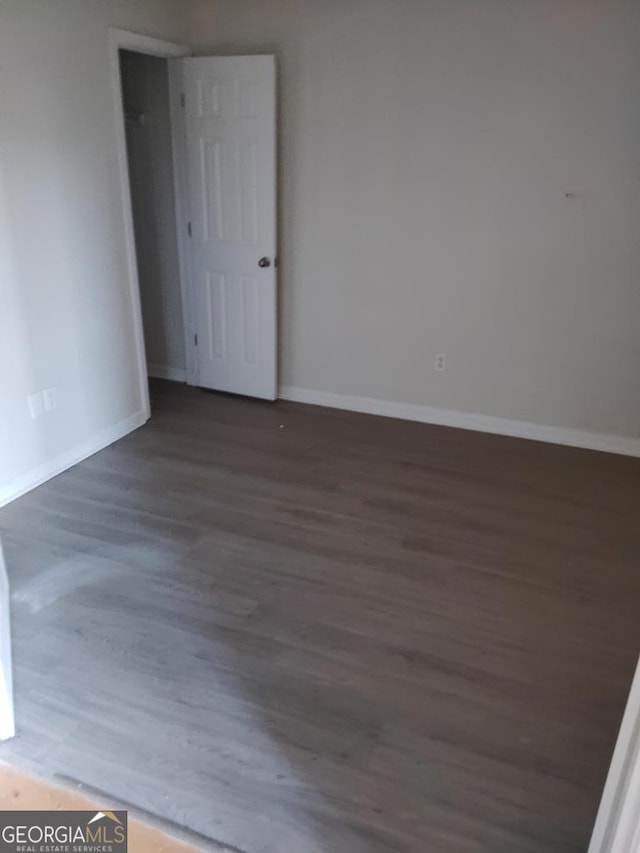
1,379,639,852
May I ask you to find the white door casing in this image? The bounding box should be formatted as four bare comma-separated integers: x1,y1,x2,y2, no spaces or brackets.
589,656,640,853
178,56,277,400
0,539,15,741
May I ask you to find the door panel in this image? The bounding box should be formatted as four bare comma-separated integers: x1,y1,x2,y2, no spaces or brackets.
179,56,277,400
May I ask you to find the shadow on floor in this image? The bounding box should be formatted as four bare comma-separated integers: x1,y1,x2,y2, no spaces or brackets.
1,380,638,852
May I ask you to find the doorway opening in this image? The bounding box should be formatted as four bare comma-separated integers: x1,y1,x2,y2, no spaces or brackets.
109,29,192,419
110,29,278,411
119,49,188,387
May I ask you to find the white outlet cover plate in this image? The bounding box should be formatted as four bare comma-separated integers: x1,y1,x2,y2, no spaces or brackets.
43,388,56,412
27,393,44,420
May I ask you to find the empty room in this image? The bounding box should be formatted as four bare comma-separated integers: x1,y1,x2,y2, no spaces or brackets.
0,1,639,851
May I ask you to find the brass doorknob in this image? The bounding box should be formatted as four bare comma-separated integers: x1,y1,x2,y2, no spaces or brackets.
258,257,271,268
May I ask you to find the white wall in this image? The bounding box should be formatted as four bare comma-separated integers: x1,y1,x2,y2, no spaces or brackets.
0,1,190,505
189,0,640,442
121,50,186,379
2,0,640,510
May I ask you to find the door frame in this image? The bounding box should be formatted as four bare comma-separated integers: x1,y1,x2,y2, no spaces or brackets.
0,539,15,741
108,28,193,418
589,656,640,853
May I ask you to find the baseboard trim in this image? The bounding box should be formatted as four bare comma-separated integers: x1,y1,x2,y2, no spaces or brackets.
147,364,187,383
278,385,640,458
0,410,148,509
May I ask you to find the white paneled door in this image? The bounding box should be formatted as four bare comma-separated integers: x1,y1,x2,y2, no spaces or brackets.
178,56,277,400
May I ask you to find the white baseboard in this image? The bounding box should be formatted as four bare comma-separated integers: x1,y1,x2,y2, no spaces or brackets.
0,410,148,509
147,364,187,383
278,385,640,458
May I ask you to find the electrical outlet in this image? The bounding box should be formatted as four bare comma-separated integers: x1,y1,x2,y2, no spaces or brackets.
435,353,446,371
27,392,44,420
43,387,57,412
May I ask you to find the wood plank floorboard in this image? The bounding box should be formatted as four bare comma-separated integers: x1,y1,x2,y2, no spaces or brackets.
1,379,639,852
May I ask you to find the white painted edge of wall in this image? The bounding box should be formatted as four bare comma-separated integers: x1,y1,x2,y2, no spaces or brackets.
278,385,640,458
0,540,14,741
147,364,187,382
0,410,148,509
588,657,640,853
